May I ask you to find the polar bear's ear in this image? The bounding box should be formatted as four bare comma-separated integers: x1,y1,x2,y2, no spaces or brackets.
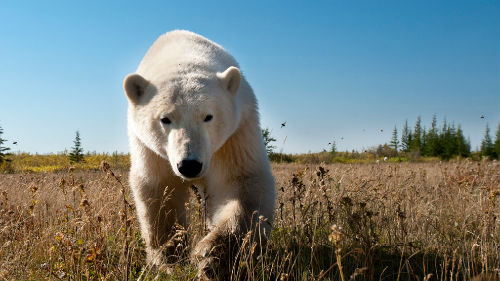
217,66,241,95
123,73,149,104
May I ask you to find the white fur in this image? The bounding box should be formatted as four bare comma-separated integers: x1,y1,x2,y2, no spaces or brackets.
124,30,276,274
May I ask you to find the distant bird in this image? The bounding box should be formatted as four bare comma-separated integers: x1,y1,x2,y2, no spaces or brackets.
480,115,485,119
281,122,286,128
380,129,384,133
12,141,17,145
328,142,331,145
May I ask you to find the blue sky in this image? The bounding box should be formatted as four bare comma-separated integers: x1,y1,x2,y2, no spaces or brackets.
0,1,498,154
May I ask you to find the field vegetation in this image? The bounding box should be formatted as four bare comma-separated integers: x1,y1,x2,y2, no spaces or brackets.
0,152,130,173
0,159,498,281
0,121,499,280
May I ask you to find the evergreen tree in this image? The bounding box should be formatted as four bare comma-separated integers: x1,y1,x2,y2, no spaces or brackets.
401,120,411,152
494,123,500,159
329,141,337,155
411,116,422,152
480,124,494,158
69,131,85,163
421,127,427,156
261,128,276,155
390,126,399,153
438,119,448,158
426,114,440,156
407,132,413,153
456,125,470,158
0,126,11,164
443,122,458,159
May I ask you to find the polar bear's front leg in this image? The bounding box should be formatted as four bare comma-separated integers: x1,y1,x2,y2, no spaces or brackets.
192,198,271,279
130,171,190,267
192,200,244,279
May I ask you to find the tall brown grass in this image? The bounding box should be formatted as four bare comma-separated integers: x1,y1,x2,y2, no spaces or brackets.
0,160,498,280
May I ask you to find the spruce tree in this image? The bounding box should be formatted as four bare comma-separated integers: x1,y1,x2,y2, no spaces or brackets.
480,124,494,158
494,123,500,159
329,141,337,155
443,122,457,159
439,119,448,158
69,131,85,163
456,125,470,158
421,128,427,156
261,128,276,155
0,126,11,164
411,116,422,152
390,126,399,153
401,120,411,152
426,114,440,156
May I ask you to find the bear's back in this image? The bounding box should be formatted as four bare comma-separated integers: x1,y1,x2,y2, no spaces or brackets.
137,30,239,81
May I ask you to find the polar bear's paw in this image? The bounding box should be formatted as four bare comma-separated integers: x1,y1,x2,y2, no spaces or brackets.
192,233,234,280
146,224,188,269
196,256,219,281
164,223,188,262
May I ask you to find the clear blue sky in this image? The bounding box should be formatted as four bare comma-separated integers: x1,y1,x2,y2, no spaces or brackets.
0,1,498,154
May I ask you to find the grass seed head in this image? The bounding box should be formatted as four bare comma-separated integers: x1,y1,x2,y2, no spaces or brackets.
329,224,344,245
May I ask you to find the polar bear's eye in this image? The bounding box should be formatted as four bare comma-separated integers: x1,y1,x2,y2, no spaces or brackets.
204,115,213,122
160,117,172,125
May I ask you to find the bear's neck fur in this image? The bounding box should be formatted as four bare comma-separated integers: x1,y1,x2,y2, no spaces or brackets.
212,107,268,181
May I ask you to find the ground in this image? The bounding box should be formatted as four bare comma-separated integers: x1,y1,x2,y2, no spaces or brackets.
0,161,499,280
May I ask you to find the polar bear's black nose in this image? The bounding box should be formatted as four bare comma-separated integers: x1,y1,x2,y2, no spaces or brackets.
177,160,203,178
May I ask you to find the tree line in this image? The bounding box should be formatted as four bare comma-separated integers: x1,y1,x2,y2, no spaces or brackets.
1,120,499,166
389,115,500,160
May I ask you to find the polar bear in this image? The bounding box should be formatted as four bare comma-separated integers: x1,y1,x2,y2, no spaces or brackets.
123,30,276,279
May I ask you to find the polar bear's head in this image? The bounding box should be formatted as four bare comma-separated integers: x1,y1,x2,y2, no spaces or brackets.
124,66,241,180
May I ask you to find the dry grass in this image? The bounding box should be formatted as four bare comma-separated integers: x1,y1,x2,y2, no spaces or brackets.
0,160,499,280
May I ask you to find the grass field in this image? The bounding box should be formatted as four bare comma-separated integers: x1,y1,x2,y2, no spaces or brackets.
0,160,499,280
0,153,130,173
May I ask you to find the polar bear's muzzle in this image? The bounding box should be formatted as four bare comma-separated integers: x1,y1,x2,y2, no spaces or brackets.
177,159,203,178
